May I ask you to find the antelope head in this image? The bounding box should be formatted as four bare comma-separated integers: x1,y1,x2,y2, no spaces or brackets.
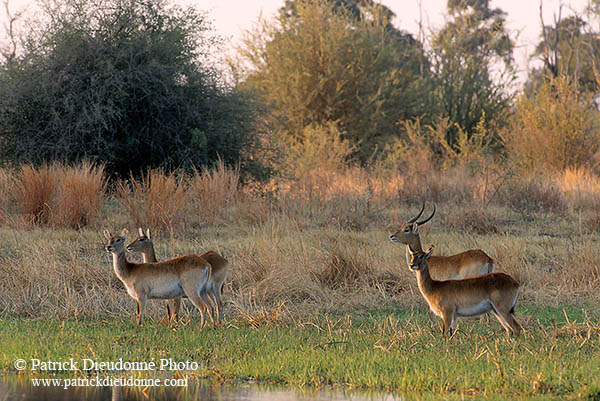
126,227,154,253
104,228,129,254
408,245,434,271
389,202,436,246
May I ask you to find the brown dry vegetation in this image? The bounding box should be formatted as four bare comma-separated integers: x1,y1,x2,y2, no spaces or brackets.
3,163,106,229
0,162,600,321
117,169,189,232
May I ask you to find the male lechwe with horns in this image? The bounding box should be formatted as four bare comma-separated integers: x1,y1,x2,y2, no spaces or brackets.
389,202,494,280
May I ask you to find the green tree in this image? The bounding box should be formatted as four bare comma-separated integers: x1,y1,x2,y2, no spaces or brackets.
529,13,600,95
0,0,256,176
431,0,516,147
237,0,434,164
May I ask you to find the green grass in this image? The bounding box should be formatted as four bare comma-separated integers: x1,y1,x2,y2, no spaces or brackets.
2,165,600,400
2,306,599,399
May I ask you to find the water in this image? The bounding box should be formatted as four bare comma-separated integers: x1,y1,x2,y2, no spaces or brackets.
0,376,403,401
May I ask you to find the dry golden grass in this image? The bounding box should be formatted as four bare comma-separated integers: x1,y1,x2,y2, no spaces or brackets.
10,163,107,229
499,177,567,214
188,159,239,224
2,162,600,320
49,162,107,229
442,207,501,235
1,201,600,320
117,169,189,232
14,164,57,225
556,167,600,210
230,295,292,328
0,169,14,224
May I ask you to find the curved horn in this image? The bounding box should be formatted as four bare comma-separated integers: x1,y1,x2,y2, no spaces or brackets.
417,203,436,225
406,201,425,224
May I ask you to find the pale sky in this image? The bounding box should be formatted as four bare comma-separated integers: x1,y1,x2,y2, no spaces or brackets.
199,0,586,83
0,0,592,83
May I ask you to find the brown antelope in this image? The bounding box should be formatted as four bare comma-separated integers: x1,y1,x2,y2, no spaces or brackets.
104,228,214,326
125,228,181,324
389,202,494,280
126,227,229,323
408,245,522,338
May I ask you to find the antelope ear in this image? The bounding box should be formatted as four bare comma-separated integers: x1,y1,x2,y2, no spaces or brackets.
146,228,151,239
425,245,434,258
103,229,112,240
138,227,144,236
121,228,129,237
413,223,419,234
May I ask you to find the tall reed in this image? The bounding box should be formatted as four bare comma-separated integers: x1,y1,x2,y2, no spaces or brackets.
188,159,240,224
117,169,189,232
50,162,107,229
0,169,14,224
14,164,57,225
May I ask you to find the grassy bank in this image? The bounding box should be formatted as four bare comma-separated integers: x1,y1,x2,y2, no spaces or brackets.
1,201,599,319
2,163,600,398
1,307,599,399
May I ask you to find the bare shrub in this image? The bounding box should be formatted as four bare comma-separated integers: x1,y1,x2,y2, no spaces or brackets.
14,164,57,225
117,169,189,231
500,177,567,214
188,159,239,223
397,167,475,204
443,207,501,235
318,244,378,290
49,162,107,229
471,162,512,205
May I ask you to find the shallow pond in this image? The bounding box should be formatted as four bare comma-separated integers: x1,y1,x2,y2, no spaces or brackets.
0,376,403,401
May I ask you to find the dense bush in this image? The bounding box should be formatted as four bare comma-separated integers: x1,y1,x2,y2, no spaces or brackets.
504,76,600,173
284,122,355,177
0,0,256,177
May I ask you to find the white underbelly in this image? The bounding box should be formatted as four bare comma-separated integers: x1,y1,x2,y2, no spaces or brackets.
456,300,491,317
148,281,185,299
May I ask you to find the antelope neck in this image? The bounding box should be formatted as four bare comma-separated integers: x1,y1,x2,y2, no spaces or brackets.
112,251,131,281
142,247,157,263
408,243,423,253
405,240,425,266
415,262,435,295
